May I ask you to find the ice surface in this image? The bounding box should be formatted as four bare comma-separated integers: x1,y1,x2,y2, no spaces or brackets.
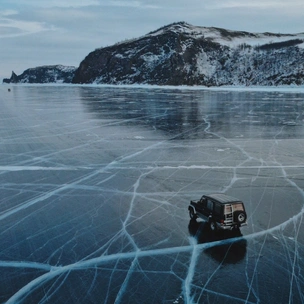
0,85,304,303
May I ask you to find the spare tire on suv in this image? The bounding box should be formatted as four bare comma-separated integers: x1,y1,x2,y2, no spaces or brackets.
234,211,247,224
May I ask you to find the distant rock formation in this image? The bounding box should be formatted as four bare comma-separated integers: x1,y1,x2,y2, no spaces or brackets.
3,65,76,84
3,71,19,84
4,22,304,86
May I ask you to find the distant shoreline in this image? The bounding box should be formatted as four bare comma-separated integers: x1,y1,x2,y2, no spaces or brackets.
2,82,304,93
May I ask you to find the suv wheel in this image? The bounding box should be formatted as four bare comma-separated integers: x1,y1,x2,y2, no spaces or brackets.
209,220,217,231
234,211,246,224
189,208,197,220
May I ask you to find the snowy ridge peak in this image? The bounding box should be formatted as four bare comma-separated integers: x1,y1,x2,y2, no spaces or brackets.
147,21,304,48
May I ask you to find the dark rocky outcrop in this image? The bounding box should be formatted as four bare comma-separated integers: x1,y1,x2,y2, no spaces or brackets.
3,65,76,84
3,71,19,84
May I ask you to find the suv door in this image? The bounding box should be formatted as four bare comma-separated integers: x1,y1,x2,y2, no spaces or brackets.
196,197,207,215
206,199,214,217
213,201,222,222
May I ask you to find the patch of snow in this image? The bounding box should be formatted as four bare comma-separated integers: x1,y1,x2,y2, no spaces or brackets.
196,51,215,77
282,121,297,126
57,65,76,72
115,54,125,59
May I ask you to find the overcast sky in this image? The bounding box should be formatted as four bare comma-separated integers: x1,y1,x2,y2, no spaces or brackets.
1,0,304,80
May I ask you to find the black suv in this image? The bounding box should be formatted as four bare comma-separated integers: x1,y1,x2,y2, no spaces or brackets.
188,193,247,231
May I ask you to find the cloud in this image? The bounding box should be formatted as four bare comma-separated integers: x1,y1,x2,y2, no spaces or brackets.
206,0,304,9
3,0,100,8
0,16,56,38
108,1,160,9
1,10,18,16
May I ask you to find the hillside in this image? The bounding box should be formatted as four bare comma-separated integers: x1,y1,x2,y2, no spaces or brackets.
4,22,304,86
72,22,304,86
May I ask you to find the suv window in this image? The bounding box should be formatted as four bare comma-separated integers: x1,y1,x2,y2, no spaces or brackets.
199,197,207,206
232,203,244,211
207,199,213,211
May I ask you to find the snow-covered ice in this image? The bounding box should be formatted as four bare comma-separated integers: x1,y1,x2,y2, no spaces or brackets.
0,85,304,303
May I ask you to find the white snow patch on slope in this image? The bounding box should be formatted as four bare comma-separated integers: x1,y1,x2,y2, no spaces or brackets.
196,51,215,77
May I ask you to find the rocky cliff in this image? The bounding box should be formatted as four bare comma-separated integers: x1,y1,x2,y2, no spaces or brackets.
4,22,304,86
3,65,76,84
72,22,304,86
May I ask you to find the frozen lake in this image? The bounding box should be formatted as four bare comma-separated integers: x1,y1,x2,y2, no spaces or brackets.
1,85,304,303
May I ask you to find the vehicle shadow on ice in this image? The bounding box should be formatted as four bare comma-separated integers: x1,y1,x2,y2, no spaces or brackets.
188,220,247,264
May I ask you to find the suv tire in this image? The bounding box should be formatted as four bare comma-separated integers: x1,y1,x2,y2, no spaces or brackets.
189,208,197,220
209,219,217,231
234,211,247,224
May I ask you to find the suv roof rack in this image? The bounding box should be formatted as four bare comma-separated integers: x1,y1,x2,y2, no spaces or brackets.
204,193,240,204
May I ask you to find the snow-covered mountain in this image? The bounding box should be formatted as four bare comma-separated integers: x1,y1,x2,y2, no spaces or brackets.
72,22,304,86
3,65,76,84
4,22,304,86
